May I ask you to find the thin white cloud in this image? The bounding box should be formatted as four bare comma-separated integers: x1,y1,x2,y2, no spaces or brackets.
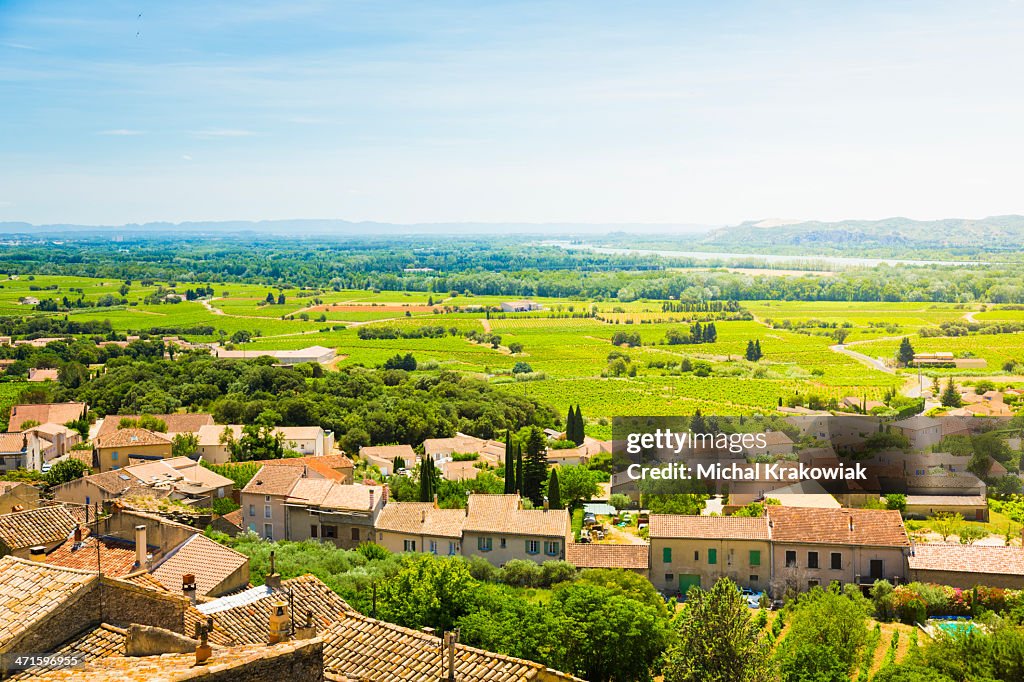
189,129,257,138
99,129,145,136
181,154,193,161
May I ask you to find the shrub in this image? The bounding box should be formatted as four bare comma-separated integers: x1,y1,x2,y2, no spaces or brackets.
500,559,543,587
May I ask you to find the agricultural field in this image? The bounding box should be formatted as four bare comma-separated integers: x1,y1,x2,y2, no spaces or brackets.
6,275,1024,418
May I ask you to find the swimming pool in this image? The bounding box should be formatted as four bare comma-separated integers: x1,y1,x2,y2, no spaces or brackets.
931,620,979,636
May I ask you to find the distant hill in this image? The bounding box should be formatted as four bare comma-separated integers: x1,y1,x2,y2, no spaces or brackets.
700,215,1024,252
0,220,715,238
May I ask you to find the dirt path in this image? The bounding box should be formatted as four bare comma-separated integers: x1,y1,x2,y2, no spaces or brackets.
480,318,492,333
830,344,894,374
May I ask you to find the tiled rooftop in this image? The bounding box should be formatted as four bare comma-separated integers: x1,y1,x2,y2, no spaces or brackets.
151,533,249,597
94,427,171,449
9,624,126,680
766,506,910,547
649,514,770,540
240,464,304,496
909,543,1024,576
376,502,466,539
196,574,353,645
30,639,321,682
45,530,141,576
8,403,87,432
261,453,355,482
0,505,79,550
95,413,214,440
566,543,650,570
322,610,582,681
463,494,570,537
0,556,97,645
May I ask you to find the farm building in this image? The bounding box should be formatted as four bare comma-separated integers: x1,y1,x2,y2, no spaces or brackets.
500,300,543,312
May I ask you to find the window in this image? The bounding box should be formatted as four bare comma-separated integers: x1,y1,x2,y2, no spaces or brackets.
545,541,560,556
831,552,842,570
429,540,438,554
662,547,672,563
249,504,255,517
749,550,761,566
500,538,507,549
665,573,674,583
322,524,337,539
708,548,717,565
111,452,118,461
448,542,457,555
263,523,273,539
404,540,416,552
85,496,90,506
526,540,540,555
351,528,360,541
248,523,256,532
264,505,272,519
807,551,819,569
749,575,759,583
694,550,700,561
785,550,797,568
808,580,819,589
310,525,318,538
478,536,492,552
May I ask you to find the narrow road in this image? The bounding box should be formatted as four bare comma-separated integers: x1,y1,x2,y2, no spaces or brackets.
829,344,893,374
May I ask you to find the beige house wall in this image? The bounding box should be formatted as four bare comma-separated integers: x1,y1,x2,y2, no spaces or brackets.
461,530,569,566
286,507,376,549
97,442,172,472
375,529,462,556
240,492,290,541
771,543,907,596
648,537,771,594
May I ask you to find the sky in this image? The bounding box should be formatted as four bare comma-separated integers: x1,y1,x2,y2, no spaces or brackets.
2,0,1024,227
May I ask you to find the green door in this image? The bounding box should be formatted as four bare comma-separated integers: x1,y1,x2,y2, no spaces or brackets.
678,574,701,597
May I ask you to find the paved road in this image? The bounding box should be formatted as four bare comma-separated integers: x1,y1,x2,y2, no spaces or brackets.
830,344,894,374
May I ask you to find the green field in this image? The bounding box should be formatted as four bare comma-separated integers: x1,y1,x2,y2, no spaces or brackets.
6,275,1024,417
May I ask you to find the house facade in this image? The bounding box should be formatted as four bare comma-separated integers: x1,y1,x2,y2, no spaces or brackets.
374,501,465,556
94,428,173,471
461,494,570,566
648,515,771,595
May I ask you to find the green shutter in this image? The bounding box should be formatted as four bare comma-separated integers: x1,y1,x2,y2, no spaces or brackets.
708,548,717,565
662,547,672,563
749,550,761,566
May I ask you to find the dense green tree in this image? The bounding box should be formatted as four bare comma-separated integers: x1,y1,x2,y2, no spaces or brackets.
522,426,548,506
171,432,200,457
555,465,599,511
377,554,474,631
941,378,963,407
663,578,773,682
547,468,562,509
46,458,88,486
898,337,916,366
774,586,871,682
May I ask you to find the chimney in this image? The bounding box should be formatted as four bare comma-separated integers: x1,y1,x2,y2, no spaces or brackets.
444,629,460,682
182,574,197,605
268,600,291,644
134,524,147,567
265,550,281,590
73,526,83,544
294,609,316,640
543,498,549,511
194,618,212,665
368,488,375,509
433,493,438,509
29,545,46,563
421,509,427,524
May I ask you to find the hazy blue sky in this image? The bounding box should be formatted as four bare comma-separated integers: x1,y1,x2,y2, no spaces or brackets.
2,0,1023,226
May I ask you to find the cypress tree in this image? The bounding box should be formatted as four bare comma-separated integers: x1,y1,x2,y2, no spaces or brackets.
574,405,584,444
690,409,708,435
754,339,762,361
515,443,523,495
418,455,435,502
941,378,963,407
566,405,575,442
522,426,548,506
548,468,562,509
897,337,916,366
745,340,755,361
503,431,515,494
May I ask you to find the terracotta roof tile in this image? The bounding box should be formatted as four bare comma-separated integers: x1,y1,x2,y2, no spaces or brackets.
376,502,466,539
322,610,582,681
566,543,649,570
95,414,214,440
196,574,353,645
0,505,79,550
908,543,1024,576
8,403,87,432
94,428,172,449
0,555,97,645
9,624,126,680
46,530,141,577
649,514,770,540
0,432,27,453
30,639,320,682
261,453,354,482
151,534,249,598
240,464,304,496
766,506,909,547
463,494,570,537
359,444,415,460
